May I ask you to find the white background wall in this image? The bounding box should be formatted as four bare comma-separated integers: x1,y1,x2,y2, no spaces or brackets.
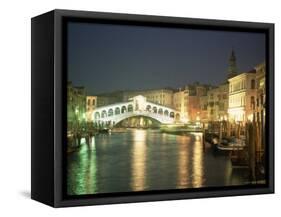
0,0,279,215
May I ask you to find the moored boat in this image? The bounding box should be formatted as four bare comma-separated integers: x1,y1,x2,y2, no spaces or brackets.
217,137,246,151
98,128,111,134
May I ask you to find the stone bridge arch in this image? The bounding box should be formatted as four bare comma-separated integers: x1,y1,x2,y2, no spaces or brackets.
92,95,183,126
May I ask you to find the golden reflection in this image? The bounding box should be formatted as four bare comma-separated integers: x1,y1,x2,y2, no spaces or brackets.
191,132,204,188
176,135,191,188
131,129,147,191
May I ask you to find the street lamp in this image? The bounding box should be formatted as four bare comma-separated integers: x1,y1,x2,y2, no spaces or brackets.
247,114,253,122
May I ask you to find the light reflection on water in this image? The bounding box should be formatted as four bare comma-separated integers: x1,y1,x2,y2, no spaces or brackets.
68,143,97,194
67,129,249,195
131,129,147,191
192,133,203,188
176,135,190,188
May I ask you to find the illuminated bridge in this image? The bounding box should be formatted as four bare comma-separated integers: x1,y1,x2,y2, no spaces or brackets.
92,95,185,126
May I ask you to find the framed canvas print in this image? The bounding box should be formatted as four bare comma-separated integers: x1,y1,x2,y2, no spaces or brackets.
31,9,274,207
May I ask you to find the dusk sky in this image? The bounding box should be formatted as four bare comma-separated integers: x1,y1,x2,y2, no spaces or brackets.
67,22,266,95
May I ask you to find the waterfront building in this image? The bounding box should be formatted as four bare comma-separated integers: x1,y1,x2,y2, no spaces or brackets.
228,69,257,123
122,88,175,108
95,88,175,109
86,96,97,122
173,82,211,123
207,83,229,122
67,81,86,130
187,83,210,122
199,95,208,123
173,87,188,122
207,86,219,122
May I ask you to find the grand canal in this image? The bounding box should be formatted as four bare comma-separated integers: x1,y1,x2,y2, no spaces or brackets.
67,129,250,195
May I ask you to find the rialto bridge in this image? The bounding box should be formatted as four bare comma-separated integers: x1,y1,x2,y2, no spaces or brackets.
92,95,185,126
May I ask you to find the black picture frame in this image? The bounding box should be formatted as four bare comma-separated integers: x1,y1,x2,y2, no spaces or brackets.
31,9,274,207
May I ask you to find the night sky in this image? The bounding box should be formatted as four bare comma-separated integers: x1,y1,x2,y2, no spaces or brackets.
67,22,266,95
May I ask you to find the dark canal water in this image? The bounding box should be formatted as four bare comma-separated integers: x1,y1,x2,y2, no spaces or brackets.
67,129,250,195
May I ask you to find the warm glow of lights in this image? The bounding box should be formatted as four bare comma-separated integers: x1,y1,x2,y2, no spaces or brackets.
131,129,147,191
140,117,144,127
176,136,191,187
228,108,245,122
247,114,253,122
191,133,204,188
224,115,228,120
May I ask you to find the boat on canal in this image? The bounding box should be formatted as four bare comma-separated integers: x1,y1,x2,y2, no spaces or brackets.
216,137,246,151
98,128,111,134
160,123,203,135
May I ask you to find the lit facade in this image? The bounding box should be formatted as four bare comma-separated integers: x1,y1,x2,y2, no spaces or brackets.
199,95,208,123
228,70,257,123
173,83,210,123
207,83,229,122
86,96,97,122
187,84,210,122
173,88,188,122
